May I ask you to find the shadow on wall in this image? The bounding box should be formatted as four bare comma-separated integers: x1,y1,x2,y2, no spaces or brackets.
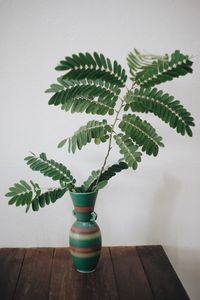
148,174,200,299
148,174,181,243
164,245,200,300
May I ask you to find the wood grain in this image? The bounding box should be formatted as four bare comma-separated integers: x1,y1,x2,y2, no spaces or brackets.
110,246,153,300
0,248,25,300
136,245,189,300
0,246,189,300
13,248,54,300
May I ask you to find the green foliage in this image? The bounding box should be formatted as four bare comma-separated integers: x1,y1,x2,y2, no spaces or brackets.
6,49,195,212
81,160,129,192
127,49,193,87
24,153,76,186
5,180,67,212
47,79,120,115
46,78,120,96
119,114,164,156
55,52,127,87
98,160,128,182
59,120,111,153
124,88,195,136
81,170,100,192
31,187,67,212
114,134,142,169
5,180,33,207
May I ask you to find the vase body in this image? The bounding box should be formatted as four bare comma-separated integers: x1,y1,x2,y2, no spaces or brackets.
69,190,102,273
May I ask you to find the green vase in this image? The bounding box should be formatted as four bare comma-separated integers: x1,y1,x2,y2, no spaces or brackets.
69,190,102,273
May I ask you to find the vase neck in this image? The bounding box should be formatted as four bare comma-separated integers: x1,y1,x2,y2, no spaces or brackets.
69,191,98,222
73,209,97,222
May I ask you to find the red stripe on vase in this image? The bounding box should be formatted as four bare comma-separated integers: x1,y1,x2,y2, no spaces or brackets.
71,226,100,234
74,206,94,213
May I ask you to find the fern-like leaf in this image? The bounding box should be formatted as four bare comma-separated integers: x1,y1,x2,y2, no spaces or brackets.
90,160,128,191
5,180,33,207
81,160,129,192
114,134,142,169
124,88,195,136
48,80,120,115
119,114,164,156
5,180,67,212
32,187,67,212
46,78,120,96
81,170,101,192
55,52,127,87
24,153,76,185
59,120,111,153
127,49,193,87
98,160,128,182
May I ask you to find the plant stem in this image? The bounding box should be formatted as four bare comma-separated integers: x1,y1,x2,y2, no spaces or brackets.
93,99,125,188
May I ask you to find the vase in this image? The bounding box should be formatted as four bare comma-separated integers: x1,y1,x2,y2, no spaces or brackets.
69,190,102,273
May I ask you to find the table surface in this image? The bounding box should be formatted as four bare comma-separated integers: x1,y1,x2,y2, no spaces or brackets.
0,246,189,300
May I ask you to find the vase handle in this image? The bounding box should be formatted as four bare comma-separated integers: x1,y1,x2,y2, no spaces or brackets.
90,211,97,221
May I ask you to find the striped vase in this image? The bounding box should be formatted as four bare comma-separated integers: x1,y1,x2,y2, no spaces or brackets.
69,190,102,273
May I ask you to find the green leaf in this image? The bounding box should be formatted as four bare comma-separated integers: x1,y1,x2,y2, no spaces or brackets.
45,84,64,93
20,180,32,190
94,180,108,191
94,137,101,145
24,153,76,184
57,138,67,148
62,120,111,153
6,180,35,208
55,52,127,87
6,179,67,212
127,49,193,87
119,114,164,156
114,134,142,169
81,160,129,192
81,170,101,192
48,80,118,116
125,88,195,137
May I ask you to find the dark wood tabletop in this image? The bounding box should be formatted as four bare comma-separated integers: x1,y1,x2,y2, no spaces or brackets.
0,246,189,300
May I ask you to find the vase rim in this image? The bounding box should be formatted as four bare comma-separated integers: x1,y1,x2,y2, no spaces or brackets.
69,189,98,196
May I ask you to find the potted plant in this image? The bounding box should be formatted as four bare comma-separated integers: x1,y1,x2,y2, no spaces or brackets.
5,49,195,273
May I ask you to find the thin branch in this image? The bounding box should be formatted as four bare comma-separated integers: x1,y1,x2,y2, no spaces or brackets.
93,100,125,189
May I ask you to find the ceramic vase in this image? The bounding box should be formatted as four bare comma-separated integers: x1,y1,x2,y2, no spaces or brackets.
69,190,102,273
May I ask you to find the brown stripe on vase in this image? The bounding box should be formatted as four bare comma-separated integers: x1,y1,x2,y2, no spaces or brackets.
70,246,101,254
71,226,100,234
74,205,94,213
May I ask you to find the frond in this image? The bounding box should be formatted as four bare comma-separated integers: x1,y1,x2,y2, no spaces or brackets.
5,180,33,207
81,170,100,192
81,160,128,192
55,52,127,88
98,160,128,182
32,187,67,212
58,119,111,153
127,49,193,87
119,114,164,156
124,88,195,136
114,134,142,169
46,78,120,95
47,78,121,115
24,153,76,185
5,180,67,212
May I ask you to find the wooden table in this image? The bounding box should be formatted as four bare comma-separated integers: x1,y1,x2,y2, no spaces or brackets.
0,246,189,300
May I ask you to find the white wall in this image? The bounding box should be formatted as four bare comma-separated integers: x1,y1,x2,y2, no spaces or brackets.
0,0,199,298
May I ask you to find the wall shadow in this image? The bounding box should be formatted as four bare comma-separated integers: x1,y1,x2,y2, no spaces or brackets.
147,174,200,300
147,173,181,243
164,245,200,300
